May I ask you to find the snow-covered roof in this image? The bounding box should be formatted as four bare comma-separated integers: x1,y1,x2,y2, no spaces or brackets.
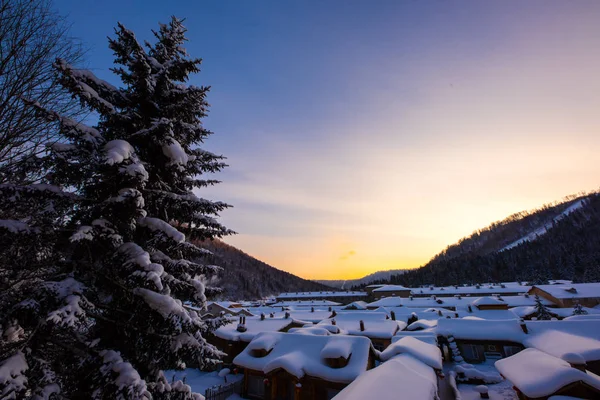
392,332,438,346
531,283,600,299
409,282,530,296
276,291,367,299
271,300,341,307
495,348,600,398
332,353,438,400
523,330,600,362
317,312,405,339
344,301,368,310
437,318,525,342
233,332,372,383
372,285,411,292
287,327,332,336
406,319,438,331
462,308,521,321
526,320,600,341
216,301,242,308
215,316,299,342
367,294,552,309
379,336,442,370
366,297,403,308
471,296,506,306
287,310,332,323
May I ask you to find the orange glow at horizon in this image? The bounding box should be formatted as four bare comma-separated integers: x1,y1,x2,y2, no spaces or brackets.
205,2,600,280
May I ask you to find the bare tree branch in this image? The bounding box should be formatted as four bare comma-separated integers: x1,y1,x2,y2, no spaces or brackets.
0,0,85,183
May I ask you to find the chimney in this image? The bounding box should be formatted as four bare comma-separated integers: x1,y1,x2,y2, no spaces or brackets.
284,311,290,319
331,310,337,318
331,319,336,326
519,319,528,334
391,311,396,321
359,320,365,331
311,307,314,313
261,313,265,321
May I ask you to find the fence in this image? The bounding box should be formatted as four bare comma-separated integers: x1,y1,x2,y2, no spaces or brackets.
204,379,243,400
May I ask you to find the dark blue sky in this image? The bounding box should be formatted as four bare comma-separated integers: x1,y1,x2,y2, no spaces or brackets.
53,1,600,278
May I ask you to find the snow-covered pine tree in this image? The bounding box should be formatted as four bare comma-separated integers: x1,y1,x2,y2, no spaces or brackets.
533,294,553,320
0,17,232,399
573,303,588,316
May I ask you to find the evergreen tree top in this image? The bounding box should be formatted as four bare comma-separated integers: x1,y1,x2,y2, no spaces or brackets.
2,17,233,399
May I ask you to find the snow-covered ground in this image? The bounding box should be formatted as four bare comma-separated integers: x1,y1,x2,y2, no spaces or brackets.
164,369,243,398
449,362,517,400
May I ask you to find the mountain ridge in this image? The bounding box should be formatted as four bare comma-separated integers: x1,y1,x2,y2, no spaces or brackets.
315,269,411,289
193,239,334,300
336,191,600,288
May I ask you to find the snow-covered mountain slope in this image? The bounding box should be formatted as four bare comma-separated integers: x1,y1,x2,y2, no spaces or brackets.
376,192,600,286
316,269,410,289
499,199,585,251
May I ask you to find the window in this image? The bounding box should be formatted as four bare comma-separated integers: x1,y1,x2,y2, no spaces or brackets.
504,346,522,357
487,345,497,351
483,351,503,360
247,375,265,398
461,344,484,361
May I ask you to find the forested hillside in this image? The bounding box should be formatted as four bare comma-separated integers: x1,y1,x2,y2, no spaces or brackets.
381,192,600,287
194,239,333,299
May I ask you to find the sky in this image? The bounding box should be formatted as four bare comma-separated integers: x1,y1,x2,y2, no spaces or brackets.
54,0,600,280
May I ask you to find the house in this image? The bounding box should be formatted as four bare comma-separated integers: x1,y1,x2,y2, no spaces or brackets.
317,312,406,351
212,315,306,363
333,341,441,400
523,327,600,375
528,283,600,308
470,296,509,311
343,301,368,310
495,348,600,400
271,300,341,308
364,284,386,296
409,282,529,298
233,332,376,400
370,285,412,300
275,291,368,304
436,318,526,363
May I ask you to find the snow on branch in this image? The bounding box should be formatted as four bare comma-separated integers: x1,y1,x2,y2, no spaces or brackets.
0,219,33,234
96,350,150,400
0,352,28,398
133,288,196,330
118,243,164,291
104,140,134,165
23,99,103,145
137,217,185,243
55,59,124,114
162,138,189,165
46,295,88,328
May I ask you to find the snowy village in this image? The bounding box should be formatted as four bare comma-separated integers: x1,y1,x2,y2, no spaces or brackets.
2,1,600,400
